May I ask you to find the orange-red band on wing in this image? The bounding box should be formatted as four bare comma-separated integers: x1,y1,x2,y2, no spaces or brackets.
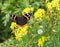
14,16,17,21
23,15,29,20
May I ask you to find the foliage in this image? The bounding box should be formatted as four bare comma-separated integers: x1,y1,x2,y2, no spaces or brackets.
0,0,60,47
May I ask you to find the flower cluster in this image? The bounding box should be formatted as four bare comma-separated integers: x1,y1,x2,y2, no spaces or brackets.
33,9,45,20
46,0,60,11
22,7,34,15
10,22,28,41
10,7,34,41
38,36,50,47
10,2,59,46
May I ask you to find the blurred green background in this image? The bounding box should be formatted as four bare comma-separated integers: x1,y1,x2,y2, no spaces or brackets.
0,0,60,47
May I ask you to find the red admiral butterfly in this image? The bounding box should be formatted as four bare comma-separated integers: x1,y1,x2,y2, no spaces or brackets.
10,12,33,26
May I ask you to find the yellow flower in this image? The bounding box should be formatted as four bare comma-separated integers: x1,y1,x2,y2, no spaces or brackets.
46,2,52,11
22,24,28,30
56,4,60,10
38,36,50,47
20,24,28,36
10,22,28,41
15,35,22,41
30,7,34,12
22,7,34,15
46,0,60,11
20,30,27,36
51,0,57,7
51,0,60,9
38,39,43,47
22,7,30,14
10,22,16,30
34,9,45,20
41,36,45,42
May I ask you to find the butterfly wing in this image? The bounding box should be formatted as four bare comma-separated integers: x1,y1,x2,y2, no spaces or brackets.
15,16,28,26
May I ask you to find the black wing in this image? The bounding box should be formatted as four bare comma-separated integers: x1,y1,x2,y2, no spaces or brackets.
15,16,28,26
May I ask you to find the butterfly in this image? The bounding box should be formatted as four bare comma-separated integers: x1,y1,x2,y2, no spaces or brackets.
10,12,33,26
